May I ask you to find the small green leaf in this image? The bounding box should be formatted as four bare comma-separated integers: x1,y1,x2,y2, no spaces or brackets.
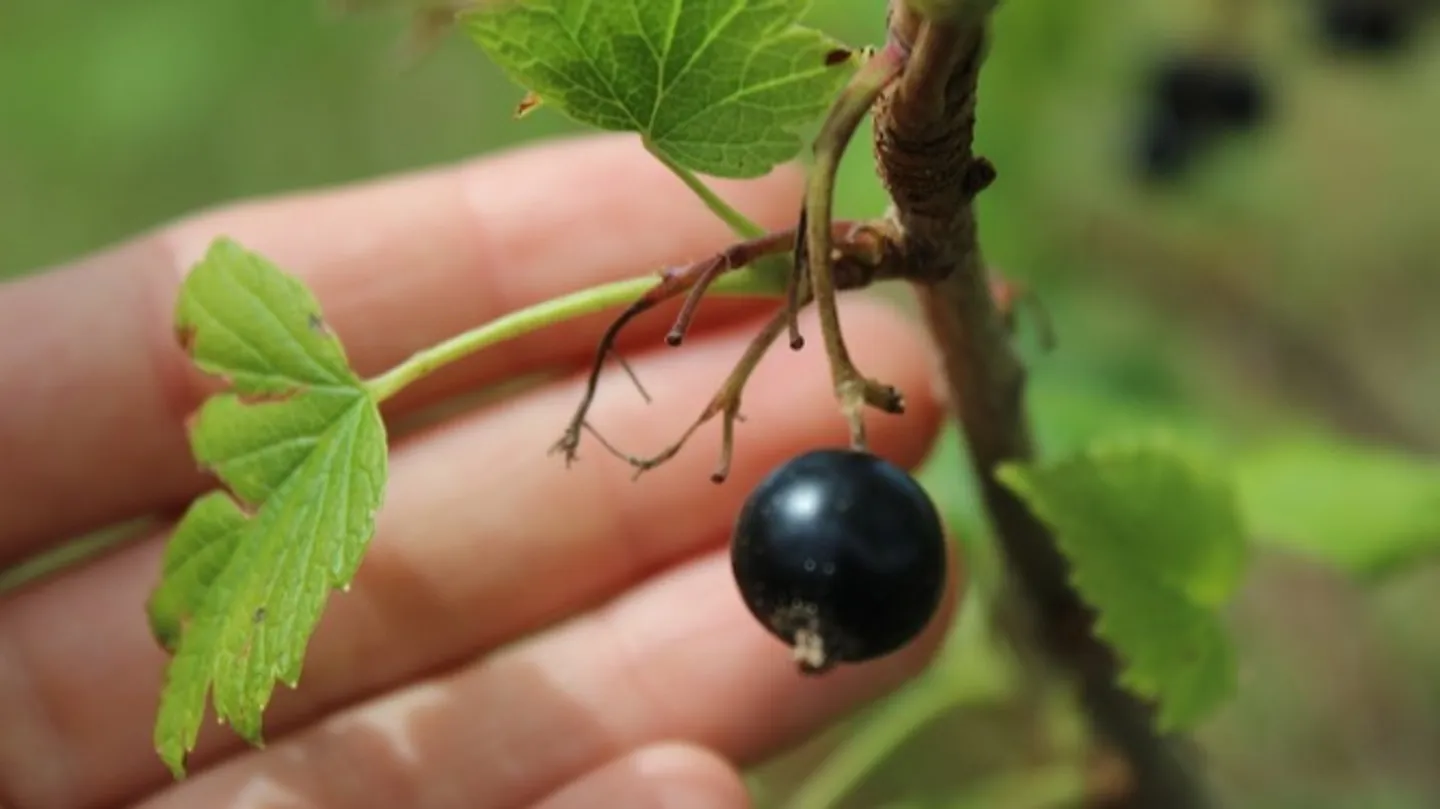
464,0,854,178
147,492,248,653
997,434,1248,730
174,239,355,396
1236,437,1440,578
151,239,388,778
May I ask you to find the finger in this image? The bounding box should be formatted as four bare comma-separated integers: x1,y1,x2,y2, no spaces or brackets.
0,298,947,809
532,744,750,809
0,132,802,564
139,549,960,809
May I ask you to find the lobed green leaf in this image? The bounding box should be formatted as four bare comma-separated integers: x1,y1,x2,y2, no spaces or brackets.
464,0,855,178
150,239,388,777
998,434,1249,730
1235,437,1440,579
147,492,248,654
173,238,356,395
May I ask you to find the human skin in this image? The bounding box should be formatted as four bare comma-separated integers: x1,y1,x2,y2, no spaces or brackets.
0,132,957,809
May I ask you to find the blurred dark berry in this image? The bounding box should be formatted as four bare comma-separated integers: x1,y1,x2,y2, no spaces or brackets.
1152,55,1269,131
1132,53,1270,182
1316,0,1417,55
1135,110,1200,181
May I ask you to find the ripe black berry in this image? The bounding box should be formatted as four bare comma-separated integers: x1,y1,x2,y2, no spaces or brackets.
1132,53,1270,181
1136,111,1200,181
1152,55,1269,131
730,448,947,674
1315,0,1417,55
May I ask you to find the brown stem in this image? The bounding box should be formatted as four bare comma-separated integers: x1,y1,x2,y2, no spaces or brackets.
555,223,878,469
786,208,810,350
553,227,815,463
551,299,662,465
590,243,897,478
800,42,910,449
610,293,806,482
876,4,1211,807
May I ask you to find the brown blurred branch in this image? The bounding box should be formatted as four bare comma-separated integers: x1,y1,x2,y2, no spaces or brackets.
873,3,1212,807
1069,212,1436,453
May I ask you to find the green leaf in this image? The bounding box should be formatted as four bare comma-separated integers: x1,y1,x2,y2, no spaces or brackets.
1236,437,1440,578
150,239,388,778
146,493,248,653
997,434,1248,730
464,0,854,178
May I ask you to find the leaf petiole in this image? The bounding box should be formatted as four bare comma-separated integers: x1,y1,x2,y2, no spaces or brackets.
364,265,788,404
646,141,767,240
646,142,800,298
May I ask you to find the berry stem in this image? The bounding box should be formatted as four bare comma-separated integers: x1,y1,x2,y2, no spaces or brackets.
364,267,782,405
602,293,798,480
645,141,767,240
645,141,800,329
799,42,910,450
551,221,876,467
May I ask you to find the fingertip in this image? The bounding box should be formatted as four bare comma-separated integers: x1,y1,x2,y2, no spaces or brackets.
595,549,958,767
634,743,753,809
535,742,751,809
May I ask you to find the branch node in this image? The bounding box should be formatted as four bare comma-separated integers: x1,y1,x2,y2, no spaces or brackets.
554,228,802,462
961,155,998,197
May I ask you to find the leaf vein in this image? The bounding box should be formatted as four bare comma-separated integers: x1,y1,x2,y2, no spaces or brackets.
229,265,346,386
655,62,833,144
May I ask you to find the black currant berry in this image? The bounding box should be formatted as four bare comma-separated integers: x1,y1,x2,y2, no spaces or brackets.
1315,0,1416,55
730,448,947,674
1133,53,1270,182
1152,55,1268,131
1135,110,1200,181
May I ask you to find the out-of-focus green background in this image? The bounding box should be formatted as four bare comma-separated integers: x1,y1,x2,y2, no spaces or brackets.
4,1,1440,807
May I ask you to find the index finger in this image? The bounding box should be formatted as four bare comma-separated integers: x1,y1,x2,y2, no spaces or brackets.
0,133,804,566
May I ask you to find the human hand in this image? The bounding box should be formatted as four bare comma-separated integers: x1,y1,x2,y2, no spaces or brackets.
0,133,957,809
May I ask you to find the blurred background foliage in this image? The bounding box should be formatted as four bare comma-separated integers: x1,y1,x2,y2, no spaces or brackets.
2,0,1439,806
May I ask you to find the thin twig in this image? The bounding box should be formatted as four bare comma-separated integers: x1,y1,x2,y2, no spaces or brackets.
550,298,664,465
606,297,801,482
578,233,896,479
554,222,875,464
1068,210,1434,452
551,229,799,462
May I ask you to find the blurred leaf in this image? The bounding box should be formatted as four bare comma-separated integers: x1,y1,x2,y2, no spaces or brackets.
463,0,854,177
151,239,388,777
998,433,1248,729
1028,368,1221,459
943,763,1089,809
1236,437,1440,578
